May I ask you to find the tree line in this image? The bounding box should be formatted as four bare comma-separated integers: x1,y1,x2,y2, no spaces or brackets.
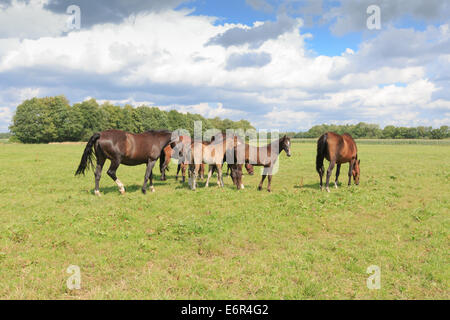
7,96,449,143
286,123,449,140
9,96,254,143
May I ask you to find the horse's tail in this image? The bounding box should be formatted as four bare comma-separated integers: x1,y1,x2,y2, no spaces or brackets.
75,133,100,176
316,133,328,174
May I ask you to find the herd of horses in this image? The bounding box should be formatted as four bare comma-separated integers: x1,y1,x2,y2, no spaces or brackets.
75,129,360,195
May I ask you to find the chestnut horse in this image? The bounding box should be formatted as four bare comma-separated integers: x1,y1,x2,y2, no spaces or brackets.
316,132,360,192
159,135,205,182
75,129,180,195
242,135,291,192
159,136,202,181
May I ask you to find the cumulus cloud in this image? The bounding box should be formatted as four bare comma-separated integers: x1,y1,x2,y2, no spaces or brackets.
0,0,67,39
225,52,272,70
163,103,246,119
0,2,449,131
206,14,301,49
43,0,188,27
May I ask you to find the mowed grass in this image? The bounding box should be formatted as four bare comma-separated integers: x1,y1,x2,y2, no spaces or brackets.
0,142,448,300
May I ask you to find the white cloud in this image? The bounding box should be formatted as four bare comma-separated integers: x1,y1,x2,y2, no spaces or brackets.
163,103,246,119
0,2,449,131
0,0,67,39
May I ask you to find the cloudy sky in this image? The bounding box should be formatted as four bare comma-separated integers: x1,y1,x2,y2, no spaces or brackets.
0,0,449,132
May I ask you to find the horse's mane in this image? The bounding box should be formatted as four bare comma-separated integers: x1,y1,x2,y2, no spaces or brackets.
145,129,172,134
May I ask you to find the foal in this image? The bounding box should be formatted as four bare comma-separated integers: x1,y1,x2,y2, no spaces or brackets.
188,134,243,190
316,132,360,192
244,135,291,192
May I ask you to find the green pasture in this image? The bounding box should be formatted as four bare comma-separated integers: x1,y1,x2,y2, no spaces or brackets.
0,142,448,299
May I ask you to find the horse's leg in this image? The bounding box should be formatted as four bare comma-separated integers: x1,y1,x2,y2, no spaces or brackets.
205,165,214,187
325,160,336,193
148,160,158,193
176,162,181,181
216,164,224,187
199,164,205,180
193,164,200,190
335,163,341,189
142,159,157,194
258,174,267,191
107,159,125,195
267,175,273,192
182,163,187,183
348,160,354,186
94,155,106,196
319,166,324,190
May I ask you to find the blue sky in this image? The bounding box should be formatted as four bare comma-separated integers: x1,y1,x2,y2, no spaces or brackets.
0,0,449,132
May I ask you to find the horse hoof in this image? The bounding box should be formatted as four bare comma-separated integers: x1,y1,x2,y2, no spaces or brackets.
94,190,101,196
150,186,155,193
326,187,330,193
241,184,245,189
335,183,338,189
120,190,126,195
142,189,147,195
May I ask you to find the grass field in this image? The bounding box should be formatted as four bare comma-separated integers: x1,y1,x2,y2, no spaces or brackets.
0,141,448,299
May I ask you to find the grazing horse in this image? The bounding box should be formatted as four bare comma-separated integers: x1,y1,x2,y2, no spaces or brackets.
75,129,180,195
316,132,360,192
243,135,291,192
225,161,254,176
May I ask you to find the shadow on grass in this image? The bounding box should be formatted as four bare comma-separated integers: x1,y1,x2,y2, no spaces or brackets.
97,181,168,194
294,182,321,190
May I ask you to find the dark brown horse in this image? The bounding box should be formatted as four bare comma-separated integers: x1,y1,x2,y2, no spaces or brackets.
75,129,180,195
316,132,360,192
243,135,291,192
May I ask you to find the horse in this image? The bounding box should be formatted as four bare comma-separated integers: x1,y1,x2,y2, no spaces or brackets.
159,135,205,183
75,129,180,195
159,136,201,181
237,135,291,192
188,133,243,190
316,132,360,192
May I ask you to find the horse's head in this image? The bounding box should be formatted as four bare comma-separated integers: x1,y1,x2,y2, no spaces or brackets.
281,135,291,157
245,163,254,175
169,133,184,159
353,157,360,185
230,164,243,189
